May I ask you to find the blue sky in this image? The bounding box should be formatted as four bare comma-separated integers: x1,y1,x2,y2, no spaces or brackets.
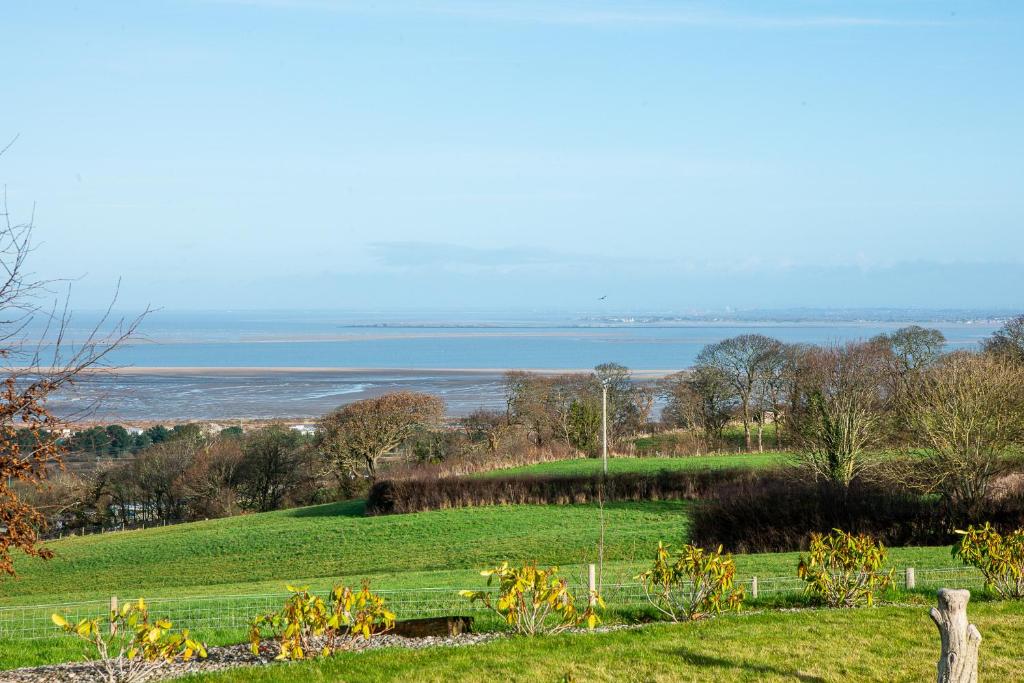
2,1,1022,312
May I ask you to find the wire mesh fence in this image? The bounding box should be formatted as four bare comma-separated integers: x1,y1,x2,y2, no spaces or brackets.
0,565,989,643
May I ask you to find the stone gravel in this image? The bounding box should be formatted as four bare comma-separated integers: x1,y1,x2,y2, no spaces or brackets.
1,624,645,682
0,631,506,683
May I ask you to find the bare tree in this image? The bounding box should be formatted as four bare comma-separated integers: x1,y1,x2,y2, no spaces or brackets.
461,408,510,453
905,351,1024,518
318,391,445,479
0,146,146,575
504,371,556,447
659,367,733,444
236,426,310,512
695,334,784,451
982,315,1024,365
594,363,653,445
874,325,946,440
789,340,890,487
181,437,245,518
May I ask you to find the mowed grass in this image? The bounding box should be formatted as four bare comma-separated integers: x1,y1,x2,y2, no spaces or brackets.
0,492,979,669
4,500,690,606
482,452,791,477
180,601,1024,683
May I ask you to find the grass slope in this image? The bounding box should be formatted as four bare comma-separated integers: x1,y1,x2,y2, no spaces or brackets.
180,601,1024,683
4,500,689,605
480,452,790,477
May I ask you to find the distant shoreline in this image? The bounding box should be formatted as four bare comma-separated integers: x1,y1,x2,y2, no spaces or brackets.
87,366,678,379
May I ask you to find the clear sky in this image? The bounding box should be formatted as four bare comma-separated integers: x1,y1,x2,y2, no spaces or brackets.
2,1,1022,313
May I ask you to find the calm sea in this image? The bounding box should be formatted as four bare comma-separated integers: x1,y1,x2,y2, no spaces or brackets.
45,311,1000,422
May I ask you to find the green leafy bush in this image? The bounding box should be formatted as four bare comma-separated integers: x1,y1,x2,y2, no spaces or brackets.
797,529,893,607
249,582,396,660
52,598,206,683
636,541,744,621
461,562,602,635
954,523,1024,598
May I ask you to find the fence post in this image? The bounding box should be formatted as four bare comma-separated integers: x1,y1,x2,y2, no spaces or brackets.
588,563,597,605
109,596,118,635
906,567,916,591
751,576,758,600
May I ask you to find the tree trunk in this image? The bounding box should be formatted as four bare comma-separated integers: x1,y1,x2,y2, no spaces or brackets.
930,588,981,683
741,401,751,451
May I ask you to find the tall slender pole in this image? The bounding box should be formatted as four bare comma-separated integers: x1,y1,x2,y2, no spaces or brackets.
601,381,608,475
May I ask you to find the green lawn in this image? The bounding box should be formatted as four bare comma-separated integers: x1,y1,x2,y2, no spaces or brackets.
0,483,980,670
178,601,1024,682
481,452,790,477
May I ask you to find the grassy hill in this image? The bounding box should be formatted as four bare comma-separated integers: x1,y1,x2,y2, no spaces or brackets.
6,499,691,605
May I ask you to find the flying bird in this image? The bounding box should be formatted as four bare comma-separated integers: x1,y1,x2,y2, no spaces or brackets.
598,295,607,301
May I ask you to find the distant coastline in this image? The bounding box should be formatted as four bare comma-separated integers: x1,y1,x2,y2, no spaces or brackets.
98,366,677,378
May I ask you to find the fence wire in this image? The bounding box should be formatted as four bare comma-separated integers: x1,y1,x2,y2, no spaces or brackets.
0,566,988,642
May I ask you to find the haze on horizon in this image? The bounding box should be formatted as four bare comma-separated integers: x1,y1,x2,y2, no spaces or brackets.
2,1,1022,314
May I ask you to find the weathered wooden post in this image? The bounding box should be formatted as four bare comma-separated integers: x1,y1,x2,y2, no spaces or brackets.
588,563,597,606
109,596,118,635
930,588,981,683
906,567,916,590
751,576,758,600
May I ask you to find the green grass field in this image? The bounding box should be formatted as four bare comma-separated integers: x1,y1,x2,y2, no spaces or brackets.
178,601,1024,683
481,452,790,477
0,451,990,674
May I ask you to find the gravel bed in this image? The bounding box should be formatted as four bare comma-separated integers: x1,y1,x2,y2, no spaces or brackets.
0,631,504,683
0,623,647,682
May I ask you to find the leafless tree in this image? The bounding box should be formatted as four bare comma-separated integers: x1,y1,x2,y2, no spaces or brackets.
695,334,784,451
461,408,510,453
873,325,946,440
982,315,1024,365
905,351,1024,518
789,340,891,487
659,367,733,444
236,426,311,512
0,144,146,575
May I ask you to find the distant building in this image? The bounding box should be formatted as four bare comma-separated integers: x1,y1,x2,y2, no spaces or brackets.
290,424,317,435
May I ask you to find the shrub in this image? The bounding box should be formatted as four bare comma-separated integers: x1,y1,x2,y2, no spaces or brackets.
460,562,602,635
954,523,1024,599
52,598,206,683
690,468,953,552
690,466,1024,553
797,529,894,607
636,541,744,621
366,468,753,515
249,582,395,660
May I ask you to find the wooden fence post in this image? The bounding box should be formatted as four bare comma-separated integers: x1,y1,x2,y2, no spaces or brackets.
930,588,981,683
906,567,916,590
588,563,597,605
109,596,118,635
751,576,758,600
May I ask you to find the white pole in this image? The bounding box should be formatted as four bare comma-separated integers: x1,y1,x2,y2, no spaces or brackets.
601,381,608,475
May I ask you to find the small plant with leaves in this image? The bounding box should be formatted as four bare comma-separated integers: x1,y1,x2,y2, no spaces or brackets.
797,529,894,607
635,541,744,622
460,562,603,636
52,598,206,683
249,581,396,660
954,523,1024,599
